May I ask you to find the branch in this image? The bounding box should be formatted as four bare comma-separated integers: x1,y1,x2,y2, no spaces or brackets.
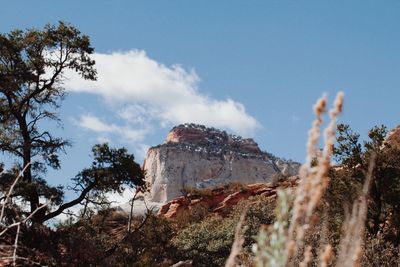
85,198,114,206
12,223,20,266
30,131,51,143
0,204,47,236
26,111,55,130
41,181,96,222
0,163,30,223
127,190,139,233
0,193,20,203
0,143,24,158
0,256,44,266
0,164,50,265
20,49,69,107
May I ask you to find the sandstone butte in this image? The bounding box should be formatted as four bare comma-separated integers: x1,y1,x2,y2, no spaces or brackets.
149,124,400,219
142,123,301,209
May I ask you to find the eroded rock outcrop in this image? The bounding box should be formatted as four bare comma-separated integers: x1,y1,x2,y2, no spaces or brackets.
158,177,299,219
144,124,300,203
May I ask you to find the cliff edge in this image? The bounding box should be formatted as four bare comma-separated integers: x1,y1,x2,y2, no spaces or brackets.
143,123,300,203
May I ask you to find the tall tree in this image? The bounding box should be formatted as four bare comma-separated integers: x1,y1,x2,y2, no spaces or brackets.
334,123,400,242
0,22,96,215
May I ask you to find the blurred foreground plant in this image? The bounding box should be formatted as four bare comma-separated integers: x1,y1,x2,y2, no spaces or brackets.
250,92,381,267
252,189,291,267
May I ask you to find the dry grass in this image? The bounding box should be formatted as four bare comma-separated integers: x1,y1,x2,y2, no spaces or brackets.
319,244,333,267
250,92,375,267
286,92,344,264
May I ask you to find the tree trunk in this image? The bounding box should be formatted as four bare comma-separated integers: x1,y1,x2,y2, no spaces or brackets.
23,152,40,214
19,118,40,216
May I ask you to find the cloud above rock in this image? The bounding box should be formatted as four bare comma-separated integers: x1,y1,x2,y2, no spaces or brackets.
65,50,259,138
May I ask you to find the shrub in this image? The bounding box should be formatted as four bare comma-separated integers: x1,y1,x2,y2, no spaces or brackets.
173,194,276,266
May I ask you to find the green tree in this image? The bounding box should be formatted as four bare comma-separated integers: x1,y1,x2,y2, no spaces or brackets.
0,21,96,217
0,143,145,265
0,23,146,225
0,142,145,224
334,123,400,242
334,124,363,171
42,144,145,221
42,143,145,222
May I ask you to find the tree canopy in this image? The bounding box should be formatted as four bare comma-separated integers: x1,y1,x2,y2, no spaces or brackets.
0,22,145,224
334,123,400,242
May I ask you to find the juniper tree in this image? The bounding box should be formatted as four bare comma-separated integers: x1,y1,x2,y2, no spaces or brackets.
0,22,146,224
334,124,400,241
0,21,96,219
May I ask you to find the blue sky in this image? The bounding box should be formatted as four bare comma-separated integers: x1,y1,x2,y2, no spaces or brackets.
1,1,400,199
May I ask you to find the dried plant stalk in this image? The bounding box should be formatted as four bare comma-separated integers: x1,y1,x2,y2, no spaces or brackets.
299,245,312,267
253,190,291,267
319,244,333,267
287,92,344,262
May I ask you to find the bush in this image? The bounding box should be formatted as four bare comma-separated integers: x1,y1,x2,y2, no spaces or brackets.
173,194,276,266
173,215,236,267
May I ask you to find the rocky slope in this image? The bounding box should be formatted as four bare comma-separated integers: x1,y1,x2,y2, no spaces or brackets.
143,124,300,203
158,177,299,219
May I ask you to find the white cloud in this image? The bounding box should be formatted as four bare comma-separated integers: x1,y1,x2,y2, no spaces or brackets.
77,114,149,143
106,187,136,206
65,50,259,137
78,114,115,132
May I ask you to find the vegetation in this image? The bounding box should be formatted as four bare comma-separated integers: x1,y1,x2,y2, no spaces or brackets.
0,22,146,265
249,94,400,267
0,21,98,223
2,23,400,267
173,195,276,267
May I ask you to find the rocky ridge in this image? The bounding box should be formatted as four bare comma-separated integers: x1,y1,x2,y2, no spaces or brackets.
158,177,299,219
144,123,300,203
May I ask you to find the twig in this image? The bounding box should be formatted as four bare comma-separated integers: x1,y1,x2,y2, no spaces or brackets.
0,204,47,236
12,224,20,267
0,164,48,266
1,256,46,266
0,163,31,223
127,190,139,233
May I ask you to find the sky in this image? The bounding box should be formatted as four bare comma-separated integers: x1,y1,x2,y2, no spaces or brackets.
1,1,400,203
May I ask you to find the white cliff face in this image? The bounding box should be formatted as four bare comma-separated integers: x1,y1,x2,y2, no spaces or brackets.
144,124,300,203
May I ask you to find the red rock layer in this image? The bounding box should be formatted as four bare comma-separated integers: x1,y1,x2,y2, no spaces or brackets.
165,124,261,154
158,177,299,219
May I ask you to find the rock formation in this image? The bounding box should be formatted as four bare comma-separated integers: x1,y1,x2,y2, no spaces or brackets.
143,123,300,203
158,177,299,219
